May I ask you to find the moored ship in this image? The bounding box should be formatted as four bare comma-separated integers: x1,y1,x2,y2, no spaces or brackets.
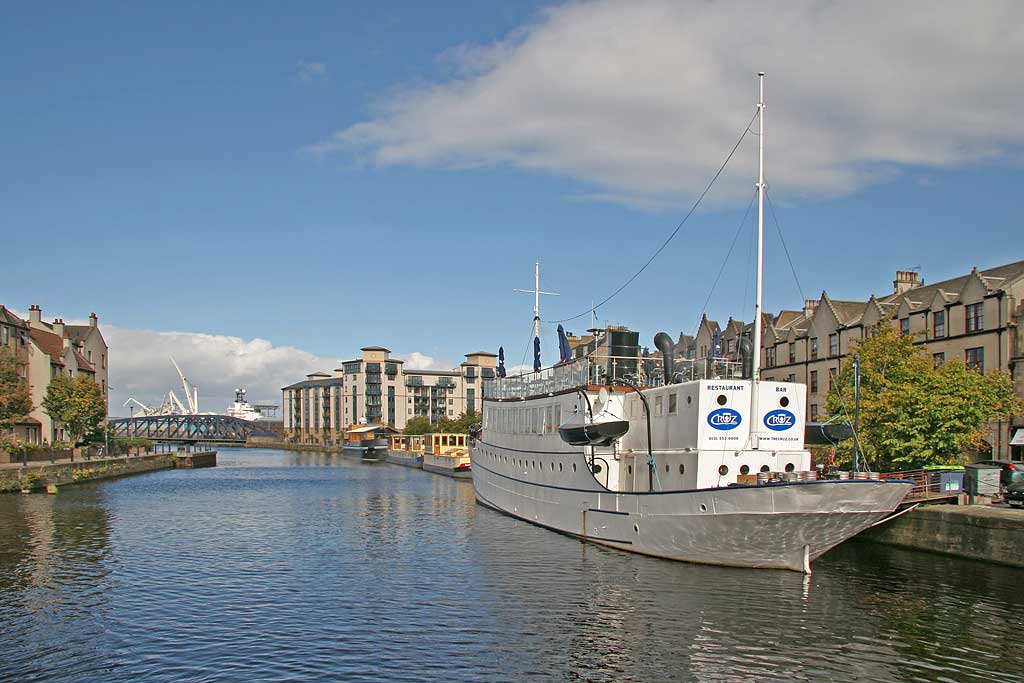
387,434,425,468
468,75,912,572
422,433,473,479
343,424,397,461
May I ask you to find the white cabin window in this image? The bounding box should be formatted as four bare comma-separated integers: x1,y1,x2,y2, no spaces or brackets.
655,396,663,416
668,394,678,414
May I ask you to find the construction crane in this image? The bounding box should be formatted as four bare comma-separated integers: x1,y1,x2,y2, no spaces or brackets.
170,355,199,414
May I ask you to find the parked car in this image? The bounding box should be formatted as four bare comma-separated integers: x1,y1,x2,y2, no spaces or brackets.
1006,480,1024,509
973,460,1024,487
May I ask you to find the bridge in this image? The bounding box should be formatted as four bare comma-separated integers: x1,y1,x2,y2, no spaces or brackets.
109,414,275,444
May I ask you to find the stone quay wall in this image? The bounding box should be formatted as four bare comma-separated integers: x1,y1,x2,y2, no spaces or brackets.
858,504,1024,568
0,453,175,493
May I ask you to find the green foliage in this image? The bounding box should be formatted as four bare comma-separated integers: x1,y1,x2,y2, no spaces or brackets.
438,409,480,434
403,416,434,435
402,409,480,435
827,324,1020,471
41,374,107,446
0,347,32,427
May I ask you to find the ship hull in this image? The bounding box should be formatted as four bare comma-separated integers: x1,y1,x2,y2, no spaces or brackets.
343,445,384,461
386,451,423,468
423,462,473,479
470,444,910,572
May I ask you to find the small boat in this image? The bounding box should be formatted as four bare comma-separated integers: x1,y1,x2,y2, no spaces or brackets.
558,389,630,446
422,433,472,478
343,424,398,461
387,434,425,468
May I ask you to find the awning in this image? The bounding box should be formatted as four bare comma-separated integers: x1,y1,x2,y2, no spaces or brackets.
1011,428,1024,446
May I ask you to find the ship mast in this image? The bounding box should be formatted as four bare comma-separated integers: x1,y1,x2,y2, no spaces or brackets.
751,72,765,445
514,260,559,349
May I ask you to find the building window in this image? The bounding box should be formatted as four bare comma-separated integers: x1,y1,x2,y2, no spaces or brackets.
810,338,818,359
788,373,796,383
788,343,796,364
829,333,838,356
965,347,984,373
1,326,8,345
965,303,984,333
900,318,910,335
933,352,945,367
933,310,945,338
810,370,819,393
765,346,776,368
810,404,819,420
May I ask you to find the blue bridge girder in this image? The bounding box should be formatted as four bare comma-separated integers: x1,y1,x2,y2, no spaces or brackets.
109,414,274,443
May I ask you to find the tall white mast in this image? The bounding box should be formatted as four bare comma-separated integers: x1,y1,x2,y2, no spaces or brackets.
514,260,560,342
751,72,766,444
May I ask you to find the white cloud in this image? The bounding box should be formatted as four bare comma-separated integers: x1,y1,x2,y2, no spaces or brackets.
395,351,455,371
105,326,337,417
310,0,1024,206
296,59,328,83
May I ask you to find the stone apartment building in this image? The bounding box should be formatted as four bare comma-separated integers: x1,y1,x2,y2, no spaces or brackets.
1,304,109,444
754,261,1024,460
282,346,497,443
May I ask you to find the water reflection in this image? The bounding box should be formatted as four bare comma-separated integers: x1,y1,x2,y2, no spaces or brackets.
0,448,1020,683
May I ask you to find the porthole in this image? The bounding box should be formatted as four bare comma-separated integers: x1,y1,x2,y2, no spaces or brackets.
633,524,639,534
687,396,692,405
740,465,750,475
785,463,795,472
559,463,563,472
780,396,790,407
699,503,708,512
718,465,729,476
679,464,685,475
665,464,670,473
628,465,633,475
716,394,728,406
592,464,602,474
572,463,577,473
760,465,770,473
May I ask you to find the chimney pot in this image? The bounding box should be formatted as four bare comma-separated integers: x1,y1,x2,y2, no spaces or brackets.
28,305,42,324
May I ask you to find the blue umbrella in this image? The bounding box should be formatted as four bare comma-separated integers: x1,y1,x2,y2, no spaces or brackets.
556,324,572,364
533,336,542,372
498,346,506,378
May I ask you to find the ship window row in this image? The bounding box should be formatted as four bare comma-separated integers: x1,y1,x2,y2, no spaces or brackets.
483,404,561,435
480,447,575,474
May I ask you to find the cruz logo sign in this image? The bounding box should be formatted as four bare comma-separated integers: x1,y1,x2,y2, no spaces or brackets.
707,408,742,431
764,409,796,431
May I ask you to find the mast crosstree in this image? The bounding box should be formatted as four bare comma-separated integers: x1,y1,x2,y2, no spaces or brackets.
514,260,560,342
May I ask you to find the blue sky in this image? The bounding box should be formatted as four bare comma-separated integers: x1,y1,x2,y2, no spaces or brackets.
3,1,1022,413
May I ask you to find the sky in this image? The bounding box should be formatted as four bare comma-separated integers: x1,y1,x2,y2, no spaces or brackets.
2,1,1022,416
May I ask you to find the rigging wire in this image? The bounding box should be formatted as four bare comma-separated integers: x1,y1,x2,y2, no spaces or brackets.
765,189,807,304
542,108,760,324
688,189,758,337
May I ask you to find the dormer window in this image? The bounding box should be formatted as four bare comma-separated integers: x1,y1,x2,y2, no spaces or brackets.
900,318,910,335
933,310,945,338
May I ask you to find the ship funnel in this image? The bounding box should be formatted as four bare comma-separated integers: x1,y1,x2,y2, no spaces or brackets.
654,332,674,385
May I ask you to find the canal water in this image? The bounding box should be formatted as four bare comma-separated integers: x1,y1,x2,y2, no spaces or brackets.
1,448,1021,683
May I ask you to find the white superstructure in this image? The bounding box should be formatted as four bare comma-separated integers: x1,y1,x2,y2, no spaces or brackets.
468,74,911,572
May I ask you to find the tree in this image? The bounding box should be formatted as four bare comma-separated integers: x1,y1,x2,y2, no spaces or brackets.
438,408,480,434
827,324,1020,471
42,374,107,445
0,347,32,428
403,416,434,435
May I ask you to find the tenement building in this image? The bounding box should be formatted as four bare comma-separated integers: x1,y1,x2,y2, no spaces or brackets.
281,346,496,444
0,304,109,444
755,261,1024,460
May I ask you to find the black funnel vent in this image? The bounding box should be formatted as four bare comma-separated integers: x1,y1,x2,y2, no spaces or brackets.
654,332,674,385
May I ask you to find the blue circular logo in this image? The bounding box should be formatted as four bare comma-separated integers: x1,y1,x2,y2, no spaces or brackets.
764,409,796,431
707,408,742,430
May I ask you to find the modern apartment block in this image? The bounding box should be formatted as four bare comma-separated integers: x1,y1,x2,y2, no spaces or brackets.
0,304,109,444
282,346,497,443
